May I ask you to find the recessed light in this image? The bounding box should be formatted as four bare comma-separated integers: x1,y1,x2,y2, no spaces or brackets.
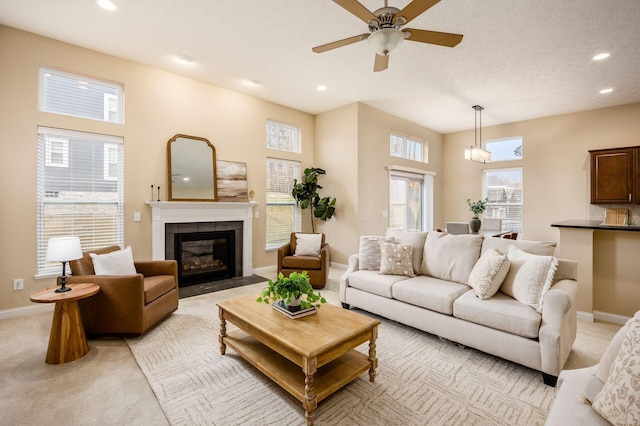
176,55,194,64
599,88,613,94
317,85,327,91
593,52,610,61
97,0,117,11
245,79,260,87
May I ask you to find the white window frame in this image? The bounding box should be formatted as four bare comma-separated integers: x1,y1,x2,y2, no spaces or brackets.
265,158,301,250
390,132,426,163
39,67,124,124
388,166,434,232
482,167,523,233
266,119,300,153
45,136,69,168
103,143,118,180
37,126,124,277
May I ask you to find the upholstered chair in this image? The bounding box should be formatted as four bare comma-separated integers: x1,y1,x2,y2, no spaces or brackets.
66,246,179,337
277,233,330,288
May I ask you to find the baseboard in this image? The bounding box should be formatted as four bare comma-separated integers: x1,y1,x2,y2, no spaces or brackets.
593,310,631,325
252,265,276,275
0,303,54,321
330,261,347,270
577,311,594,323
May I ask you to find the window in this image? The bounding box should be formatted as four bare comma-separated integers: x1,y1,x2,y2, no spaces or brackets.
266,120,300,153
390,133,425,162
39,67,124,124
37,127,124,276
45,137,69,167
266,158,300,249
389,169,433,232
485,137,523,162
483,168,523,233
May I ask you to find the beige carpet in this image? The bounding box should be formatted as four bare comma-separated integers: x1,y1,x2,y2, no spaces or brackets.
126,276,619,426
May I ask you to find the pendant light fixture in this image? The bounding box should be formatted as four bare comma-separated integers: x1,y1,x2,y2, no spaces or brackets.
464,105,491,163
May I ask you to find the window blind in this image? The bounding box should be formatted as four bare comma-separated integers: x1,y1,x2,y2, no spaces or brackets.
37,127,124,276
265,158,300,249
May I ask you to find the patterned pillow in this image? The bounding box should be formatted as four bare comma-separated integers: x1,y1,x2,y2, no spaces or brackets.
359,236,394,270
592,318,640,425
468,248,511,299
501,245,558,312
379,242,415,277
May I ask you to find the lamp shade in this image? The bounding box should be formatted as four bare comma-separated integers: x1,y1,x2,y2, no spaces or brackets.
46,236,83,262
368,28,404,56
464,146,491,163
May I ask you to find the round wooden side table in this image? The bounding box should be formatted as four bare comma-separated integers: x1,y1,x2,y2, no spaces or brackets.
30,283,100,364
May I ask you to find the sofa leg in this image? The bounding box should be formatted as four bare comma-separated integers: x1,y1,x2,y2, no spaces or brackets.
341,302,350,310
542,373,558,387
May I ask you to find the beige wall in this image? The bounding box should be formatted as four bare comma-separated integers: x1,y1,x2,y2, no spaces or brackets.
443,102,640,317
0,25,315,311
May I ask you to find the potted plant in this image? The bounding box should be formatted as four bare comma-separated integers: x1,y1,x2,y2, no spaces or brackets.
292,167,337,233
257,271,327,313
467,198,488,233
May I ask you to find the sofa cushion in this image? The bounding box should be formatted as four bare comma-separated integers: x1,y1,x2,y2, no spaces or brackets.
468,248,511,300
453,291,541,338
359,236,394,270
501,245,558,312
392,276,470,315
379,242,415,277
89,246,137,275
481,237,556,256
347,270,408,299
282,255,321,269
421,231,483,285
294,233,322,256
546,368,609,426
593,317,640,425
385,229,427,274
143,275,175,304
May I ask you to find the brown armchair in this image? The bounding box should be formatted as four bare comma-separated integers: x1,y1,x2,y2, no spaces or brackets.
66,246,179,337
277,233,330,289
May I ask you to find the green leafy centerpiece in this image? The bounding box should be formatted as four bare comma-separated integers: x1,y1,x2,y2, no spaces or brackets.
466,197,488,233
257,271,327,318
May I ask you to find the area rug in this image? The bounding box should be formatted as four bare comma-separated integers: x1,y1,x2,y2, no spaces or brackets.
126,294,556,425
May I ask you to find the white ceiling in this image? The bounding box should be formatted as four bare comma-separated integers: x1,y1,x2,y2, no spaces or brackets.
1,0,640,133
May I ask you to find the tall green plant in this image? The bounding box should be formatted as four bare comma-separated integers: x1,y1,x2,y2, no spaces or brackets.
292,167,337,233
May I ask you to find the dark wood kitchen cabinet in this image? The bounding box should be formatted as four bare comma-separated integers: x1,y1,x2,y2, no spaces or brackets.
590,147,639,204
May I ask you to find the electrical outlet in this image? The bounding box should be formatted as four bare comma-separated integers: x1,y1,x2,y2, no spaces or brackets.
133,212,141,222
13,278,24,291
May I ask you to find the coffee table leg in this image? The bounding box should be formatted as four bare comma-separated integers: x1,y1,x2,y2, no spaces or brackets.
368,325,378,382
303,358,318,426
218,308,227,355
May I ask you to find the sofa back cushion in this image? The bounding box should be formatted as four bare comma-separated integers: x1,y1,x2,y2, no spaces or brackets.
481,237,556,256
385,229,428,274
421,231,483,285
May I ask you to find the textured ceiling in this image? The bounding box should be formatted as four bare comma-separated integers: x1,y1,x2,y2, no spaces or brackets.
1,0,639,133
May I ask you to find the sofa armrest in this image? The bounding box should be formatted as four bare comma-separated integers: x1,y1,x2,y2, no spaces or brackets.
539,279,579,377
277,243,292,275
339,254,360,302
134,260,177,278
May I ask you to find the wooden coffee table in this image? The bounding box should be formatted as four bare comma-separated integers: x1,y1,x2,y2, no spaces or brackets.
217,294,380,426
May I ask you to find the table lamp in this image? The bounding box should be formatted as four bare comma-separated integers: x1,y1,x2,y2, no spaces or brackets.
46,236,83,293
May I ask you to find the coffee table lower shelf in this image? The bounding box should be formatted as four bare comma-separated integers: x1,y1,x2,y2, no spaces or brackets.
224,331,371,404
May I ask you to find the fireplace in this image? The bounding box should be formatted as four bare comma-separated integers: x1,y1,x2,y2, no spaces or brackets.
176,230,236,286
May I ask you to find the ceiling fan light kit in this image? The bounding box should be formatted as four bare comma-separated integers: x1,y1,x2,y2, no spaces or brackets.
313,0,463,72
465,105,491,163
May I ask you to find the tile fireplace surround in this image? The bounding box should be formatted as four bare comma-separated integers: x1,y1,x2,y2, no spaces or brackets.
145,201,257,277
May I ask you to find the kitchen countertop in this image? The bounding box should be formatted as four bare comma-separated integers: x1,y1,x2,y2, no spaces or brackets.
551,219,640,232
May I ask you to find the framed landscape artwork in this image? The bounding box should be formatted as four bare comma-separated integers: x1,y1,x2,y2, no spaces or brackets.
216,160,249,202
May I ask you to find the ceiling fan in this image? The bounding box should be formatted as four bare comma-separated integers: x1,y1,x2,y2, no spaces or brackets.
312,0,463,72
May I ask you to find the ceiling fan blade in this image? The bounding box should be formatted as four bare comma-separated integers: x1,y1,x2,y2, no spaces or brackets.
333,0,378,24
393,0,441,25
373,54,389,72
404,28,463,47
312,33,369,53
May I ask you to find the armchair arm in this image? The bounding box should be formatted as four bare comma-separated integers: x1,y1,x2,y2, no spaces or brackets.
135,260,178,278
277,243,292,275
320,243,330,270
339,254,360,302
539,279,578,377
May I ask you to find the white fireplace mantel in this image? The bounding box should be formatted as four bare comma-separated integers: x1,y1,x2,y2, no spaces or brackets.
145,201,257,276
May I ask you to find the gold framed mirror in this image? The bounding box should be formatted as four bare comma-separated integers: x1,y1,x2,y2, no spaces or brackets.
167,134,217,201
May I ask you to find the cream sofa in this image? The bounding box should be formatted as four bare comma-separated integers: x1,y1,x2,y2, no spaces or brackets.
340,230,579,386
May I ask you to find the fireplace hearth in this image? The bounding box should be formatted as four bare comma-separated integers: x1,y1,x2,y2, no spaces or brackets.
176,230,235,286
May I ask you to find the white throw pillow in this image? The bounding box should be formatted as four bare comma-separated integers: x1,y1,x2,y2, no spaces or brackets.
597,311,640,382
593,318,640,425
294,233,323,256
359,236,394,270
421,231,483,285
90,246,137,275
385,229,427,275
468,248,511,300
501,245,558,312
379,242,415,278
